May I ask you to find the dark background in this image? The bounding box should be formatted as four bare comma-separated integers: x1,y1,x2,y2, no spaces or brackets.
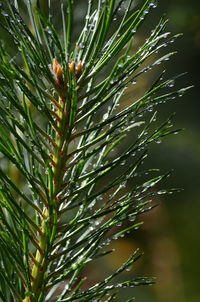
115,0,200,301
90,1,200,301
69,1,200,301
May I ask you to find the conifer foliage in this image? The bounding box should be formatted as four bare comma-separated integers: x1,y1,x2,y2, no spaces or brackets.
0,0,191,301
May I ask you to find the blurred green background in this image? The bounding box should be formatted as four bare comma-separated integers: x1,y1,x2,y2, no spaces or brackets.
134,1,200,301
118,0,200,301
80,0,200,300
81,1,200,301
1,0,200,301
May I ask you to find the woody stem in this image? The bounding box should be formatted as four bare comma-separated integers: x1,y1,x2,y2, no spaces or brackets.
23,95,69,301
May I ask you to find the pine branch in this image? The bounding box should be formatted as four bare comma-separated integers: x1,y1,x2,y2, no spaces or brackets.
0,0,192,301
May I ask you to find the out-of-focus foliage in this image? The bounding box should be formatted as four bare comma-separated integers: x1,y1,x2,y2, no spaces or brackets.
124,1,200,302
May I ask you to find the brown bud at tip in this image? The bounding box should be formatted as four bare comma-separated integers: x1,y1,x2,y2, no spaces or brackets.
53,58,59,73
53,58,65,87
56,64,64,87
75,61,82,79
69,61,75,74
56,64,63,79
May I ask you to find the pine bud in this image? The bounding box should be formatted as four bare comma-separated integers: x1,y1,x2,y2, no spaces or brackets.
53,58,59,73
69,61,75,74
56,64,64,87
75,61,82,79
56,64,63,78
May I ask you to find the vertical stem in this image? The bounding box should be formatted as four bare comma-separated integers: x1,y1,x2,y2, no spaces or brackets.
23,94,70,301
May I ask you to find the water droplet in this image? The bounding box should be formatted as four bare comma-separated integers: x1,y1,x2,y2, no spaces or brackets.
156,138,162,144
129,216,135,222
178,89,184,97
150,2,157,8
157,190,167,195
168,80,175,88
